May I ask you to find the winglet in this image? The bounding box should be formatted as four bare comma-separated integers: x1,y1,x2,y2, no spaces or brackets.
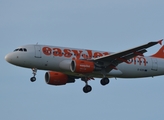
158,39,163,45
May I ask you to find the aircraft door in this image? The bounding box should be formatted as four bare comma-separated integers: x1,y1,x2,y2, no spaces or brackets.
34,45,42,58
151,58,158,71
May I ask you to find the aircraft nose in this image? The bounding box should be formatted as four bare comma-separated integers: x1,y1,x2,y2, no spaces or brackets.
5,53,12,63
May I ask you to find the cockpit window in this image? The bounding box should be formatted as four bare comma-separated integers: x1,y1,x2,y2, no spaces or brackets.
13,48,27,52
14,49,19,51
24,48,27,52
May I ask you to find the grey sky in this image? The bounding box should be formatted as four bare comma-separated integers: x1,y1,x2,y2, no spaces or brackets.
1,0,164,120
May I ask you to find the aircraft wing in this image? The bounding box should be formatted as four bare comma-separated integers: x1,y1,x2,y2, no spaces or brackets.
93,40,163,72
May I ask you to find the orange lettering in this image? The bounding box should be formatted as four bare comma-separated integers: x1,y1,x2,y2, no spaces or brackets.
64,49,72,58
82,50,93,59
134,57,146,66
94,52,103,58
82,54,88,59
86,50,92,59
72,50,83,59
126,59,133,64
103,52,110,56
42,47,52,56
53,48,63,57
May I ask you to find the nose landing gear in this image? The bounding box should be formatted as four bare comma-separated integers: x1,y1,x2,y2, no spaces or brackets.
30,68,37,82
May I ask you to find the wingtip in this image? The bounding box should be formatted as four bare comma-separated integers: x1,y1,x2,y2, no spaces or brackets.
158,39,163,45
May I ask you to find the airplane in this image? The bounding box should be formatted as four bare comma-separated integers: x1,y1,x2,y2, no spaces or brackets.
5,39,164,93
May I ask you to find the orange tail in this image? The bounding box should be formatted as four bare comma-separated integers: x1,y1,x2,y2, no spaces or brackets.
151,45,164,58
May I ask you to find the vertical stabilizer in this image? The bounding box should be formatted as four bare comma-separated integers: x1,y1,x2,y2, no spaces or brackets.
151,45,164,58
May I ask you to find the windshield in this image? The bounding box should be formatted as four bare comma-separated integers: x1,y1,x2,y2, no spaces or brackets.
14,48,27,52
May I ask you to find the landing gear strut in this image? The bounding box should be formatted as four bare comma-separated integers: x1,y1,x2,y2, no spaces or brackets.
30,68,37,82
100,77,110,86
81,78,92,93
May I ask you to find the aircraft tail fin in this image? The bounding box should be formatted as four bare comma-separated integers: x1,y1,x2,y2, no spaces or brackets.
151,45,164,58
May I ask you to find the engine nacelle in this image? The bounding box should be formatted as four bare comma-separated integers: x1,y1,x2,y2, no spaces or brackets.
70,59,95,73
45,71,75,85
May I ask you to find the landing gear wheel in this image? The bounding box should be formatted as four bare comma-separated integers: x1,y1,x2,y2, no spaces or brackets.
30,77,36,82
83,85,92,93
30,68,37,82
100,77,110,86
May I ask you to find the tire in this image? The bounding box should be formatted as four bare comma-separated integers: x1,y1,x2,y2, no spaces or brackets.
100,78,109,86
83,85,92,93
30,77,36,82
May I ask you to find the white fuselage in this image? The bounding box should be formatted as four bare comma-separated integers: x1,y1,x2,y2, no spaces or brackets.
5,44,164,79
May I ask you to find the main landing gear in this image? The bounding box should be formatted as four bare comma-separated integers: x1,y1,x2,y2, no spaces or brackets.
30,68,37,82
100,77,110,86
82,77,110,93
81,78,93,93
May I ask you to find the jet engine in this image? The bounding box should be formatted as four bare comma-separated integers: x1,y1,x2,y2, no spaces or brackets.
45,71,75,85
70,59,96,73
